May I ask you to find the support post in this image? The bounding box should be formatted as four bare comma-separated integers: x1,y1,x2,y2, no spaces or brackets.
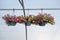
18,0,27,40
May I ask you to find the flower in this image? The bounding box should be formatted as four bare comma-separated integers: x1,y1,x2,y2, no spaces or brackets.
2,13,55,26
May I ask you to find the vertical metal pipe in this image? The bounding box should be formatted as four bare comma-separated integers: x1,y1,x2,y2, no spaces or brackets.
22,0,26,16
22,1,27,40
19,0,27,40
25,25,27,40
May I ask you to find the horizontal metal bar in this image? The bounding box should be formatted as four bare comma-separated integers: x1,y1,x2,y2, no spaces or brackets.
0,8,60,10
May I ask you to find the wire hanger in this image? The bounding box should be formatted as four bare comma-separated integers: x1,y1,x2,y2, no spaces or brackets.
41,8,43,13
13,8,15,15
27,8,29,16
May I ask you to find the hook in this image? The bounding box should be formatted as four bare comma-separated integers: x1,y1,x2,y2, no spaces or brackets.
13,8,15,15
13,8,15,13
41,8,43,13
27,8,29,16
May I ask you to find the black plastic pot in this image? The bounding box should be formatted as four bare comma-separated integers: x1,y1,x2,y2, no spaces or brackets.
39,22,46,26
8,21,16,26
25,22,31,26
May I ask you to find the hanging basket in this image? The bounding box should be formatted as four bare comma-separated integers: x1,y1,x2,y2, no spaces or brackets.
8,22,16,26
25,22,31,26
39,22,46,26
2,13,55,26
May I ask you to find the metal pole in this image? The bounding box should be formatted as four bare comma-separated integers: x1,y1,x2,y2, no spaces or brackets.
19,0,27,40
0,8,60,10
22,0,25,16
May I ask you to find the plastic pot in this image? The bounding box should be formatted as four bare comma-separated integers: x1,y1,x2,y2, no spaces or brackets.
8,22,16,26
39,22,46,26
25,22,31,26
